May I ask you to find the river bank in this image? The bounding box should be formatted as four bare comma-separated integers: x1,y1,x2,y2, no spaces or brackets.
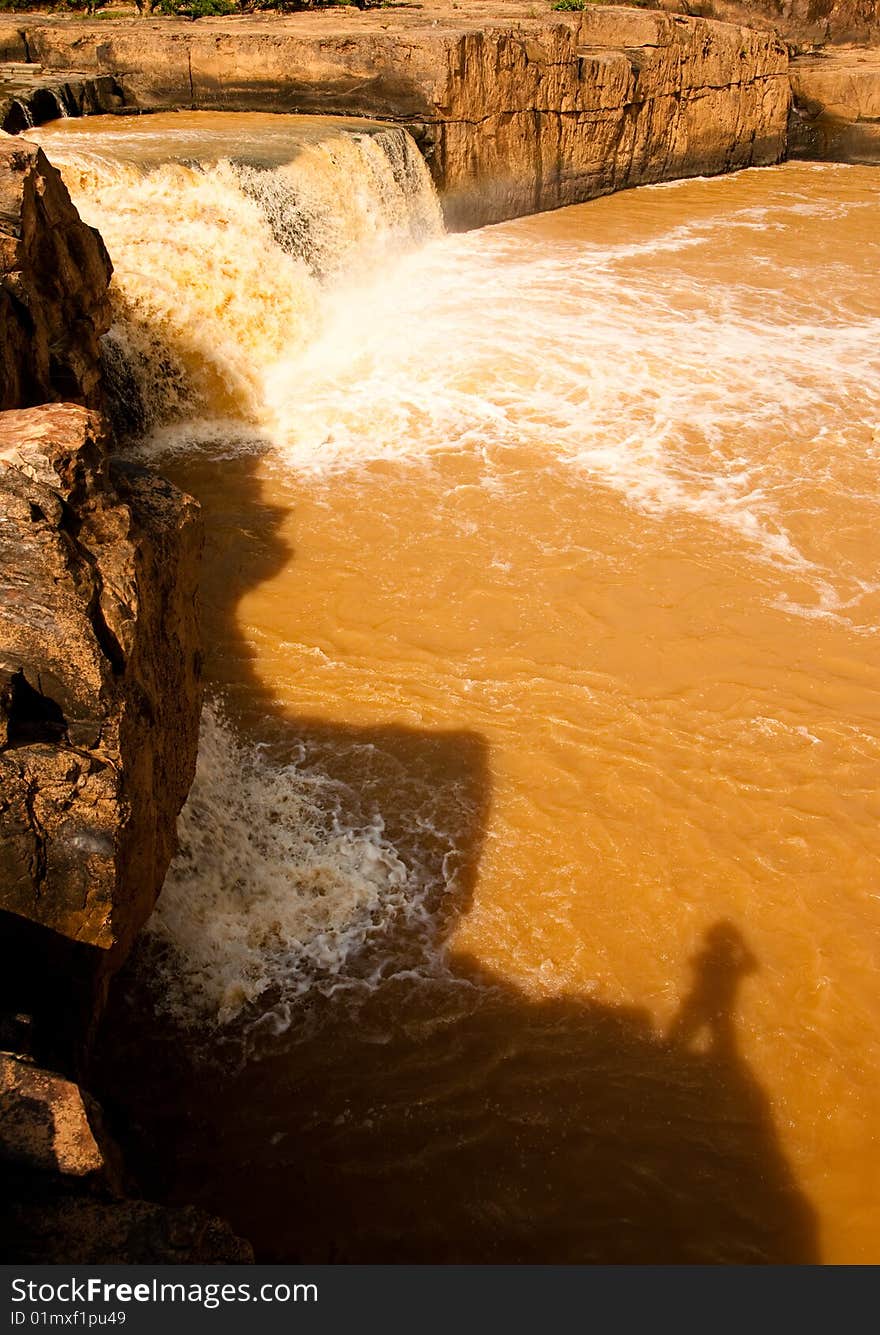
0,4,792,226
2,5,878,206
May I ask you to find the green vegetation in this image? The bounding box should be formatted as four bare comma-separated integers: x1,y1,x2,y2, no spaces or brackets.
158,0,234,15
157,0,233,14
552,0,587,10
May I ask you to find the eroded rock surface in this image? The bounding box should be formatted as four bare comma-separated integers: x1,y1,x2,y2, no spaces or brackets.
789,47,880,161
0,135,112,409
0,66,125,136
657,0,880,48
0,404,202,1048
0,4,790,227
440,9,791,226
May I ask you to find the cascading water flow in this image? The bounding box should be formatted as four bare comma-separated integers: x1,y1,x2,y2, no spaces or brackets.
36,114,443,434
30,111,880,1259
29,113,452,1033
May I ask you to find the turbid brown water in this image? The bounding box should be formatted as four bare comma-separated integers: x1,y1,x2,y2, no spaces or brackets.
30,117,880,1262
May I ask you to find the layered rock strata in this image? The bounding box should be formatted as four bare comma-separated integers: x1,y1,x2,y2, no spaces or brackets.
0,4,791,227
0,66,125,136
441,9,791,226
656,0,880,49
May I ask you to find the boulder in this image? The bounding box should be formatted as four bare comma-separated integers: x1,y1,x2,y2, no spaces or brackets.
0,1051,121,1189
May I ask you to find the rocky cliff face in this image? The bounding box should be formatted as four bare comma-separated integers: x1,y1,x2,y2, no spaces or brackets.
0,405,203,1055
0,131,203,1063
789,47,880,161
0,406,202,954
0,5,790,228
0,122,214,1258
0,69,125,136
661,0,880,48
439,9,790,226
0,135,112,410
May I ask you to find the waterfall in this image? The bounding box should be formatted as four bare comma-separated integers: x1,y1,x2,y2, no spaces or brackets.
33,119,443,433
23,113,450,1032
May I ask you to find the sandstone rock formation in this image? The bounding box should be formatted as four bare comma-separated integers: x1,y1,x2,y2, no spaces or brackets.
0,134,112,410
0,404,202,1053
0,4,790,227
0,67,125,136
789,47,880,160
440,8,790,227
658,0,880,48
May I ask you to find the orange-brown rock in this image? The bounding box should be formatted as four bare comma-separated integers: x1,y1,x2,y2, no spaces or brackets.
0,134,111,409
441,8,791,226
0,404,202,1052
0,1052,253,1262
651,0,880,48
0,4,790,227
789,47,880,161
0,1052,121,1187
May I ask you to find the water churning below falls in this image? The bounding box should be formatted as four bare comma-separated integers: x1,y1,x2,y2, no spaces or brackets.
31,114,880,1263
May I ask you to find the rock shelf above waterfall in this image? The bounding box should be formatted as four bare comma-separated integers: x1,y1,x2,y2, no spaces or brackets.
0,3,792,227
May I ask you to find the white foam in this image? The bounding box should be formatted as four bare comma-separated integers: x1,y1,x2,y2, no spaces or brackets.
255,209,880,622
44,126,442,430
54,142,880,615
144,703,423,1028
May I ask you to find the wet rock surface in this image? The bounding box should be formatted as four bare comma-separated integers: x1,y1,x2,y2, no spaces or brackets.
0,66,125,137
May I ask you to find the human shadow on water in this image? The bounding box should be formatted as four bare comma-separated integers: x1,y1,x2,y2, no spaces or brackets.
97,445,818,1265
667,921,759,1058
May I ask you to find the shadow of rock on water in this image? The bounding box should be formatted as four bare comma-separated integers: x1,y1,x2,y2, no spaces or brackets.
139,927,816,1265
95,443,819,1265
